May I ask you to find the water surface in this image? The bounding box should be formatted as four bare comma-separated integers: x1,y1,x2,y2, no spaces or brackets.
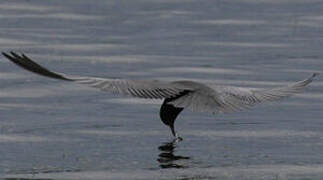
0,0,323,179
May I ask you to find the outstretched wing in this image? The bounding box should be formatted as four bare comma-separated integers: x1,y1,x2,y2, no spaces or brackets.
2,52,190,99
169,73,319,113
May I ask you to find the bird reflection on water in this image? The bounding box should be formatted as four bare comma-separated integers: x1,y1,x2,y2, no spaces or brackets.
157,141,190,169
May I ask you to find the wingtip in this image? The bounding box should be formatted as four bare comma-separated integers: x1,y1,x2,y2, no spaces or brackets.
312,73,320,78
1,51,21,58
10,51,20,58
2,52,15,60
1,52,9,57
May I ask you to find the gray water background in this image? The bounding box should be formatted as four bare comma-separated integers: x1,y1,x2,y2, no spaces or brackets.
0,0,323,179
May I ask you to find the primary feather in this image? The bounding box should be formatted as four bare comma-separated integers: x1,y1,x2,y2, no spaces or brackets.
2,52,319,114
2,52,192,99
170,74,318,113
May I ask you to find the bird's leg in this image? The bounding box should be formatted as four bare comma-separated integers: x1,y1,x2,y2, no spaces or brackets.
170,124,183,141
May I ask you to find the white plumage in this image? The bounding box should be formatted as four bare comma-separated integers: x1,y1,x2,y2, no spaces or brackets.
72,75,318,114
2,52,319,139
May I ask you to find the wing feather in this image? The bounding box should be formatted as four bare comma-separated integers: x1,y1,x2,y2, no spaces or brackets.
3,52,318,113
252,73,318,102
2,52,190,99
169,74,318,113
214,74,319,113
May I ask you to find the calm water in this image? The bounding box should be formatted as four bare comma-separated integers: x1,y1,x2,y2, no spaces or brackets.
0,0,323,179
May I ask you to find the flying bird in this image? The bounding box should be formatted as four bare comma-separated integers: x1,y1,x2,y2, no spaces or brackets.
2,52,319,140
